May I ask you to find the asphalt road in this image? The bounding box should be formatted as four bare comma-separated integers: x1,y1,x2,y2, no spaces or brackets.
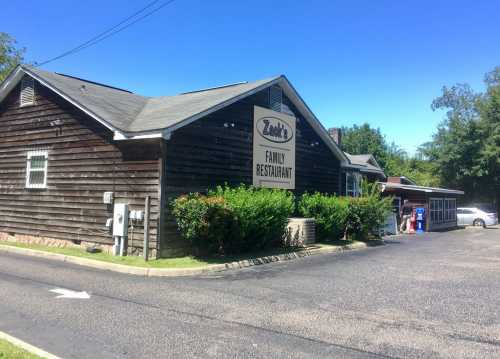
1,227,499,359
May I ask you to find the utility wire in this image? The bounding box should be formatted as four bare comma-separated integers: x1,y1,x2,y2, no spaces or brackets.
37,0,162,66
36,0,177,67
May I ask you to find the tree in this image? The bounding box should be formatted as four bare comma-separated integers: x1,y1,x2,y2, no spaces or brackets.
341,124,387,167
479,68,500,211
340,123,439,186
0,33,26,82
424,67,500,212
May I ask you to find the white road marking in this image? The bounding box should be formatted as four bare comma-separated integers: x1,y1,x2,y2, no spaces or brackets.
49,288,90,299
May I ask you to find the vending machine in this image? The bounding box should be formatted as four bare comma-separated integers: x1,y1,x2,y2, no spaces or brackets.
415,207,426,233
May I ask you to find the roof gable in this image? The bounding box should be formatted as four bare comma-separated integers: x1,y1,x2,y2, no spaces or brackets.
129,77,279,133
0,65,348,163
344,153,386,177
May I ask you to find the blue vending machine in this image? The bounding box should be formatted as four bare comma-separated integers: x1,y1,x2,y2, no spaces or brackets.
416,207,426,233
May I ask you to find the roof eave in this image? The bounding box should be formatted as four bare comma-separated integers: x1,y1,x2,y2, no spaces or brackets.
379,182,465,195
341,163,386,178
0,65,24,104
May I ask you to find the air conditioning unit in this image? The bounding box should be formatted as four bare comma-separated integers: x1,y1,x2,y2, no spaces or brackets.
285,218,315,247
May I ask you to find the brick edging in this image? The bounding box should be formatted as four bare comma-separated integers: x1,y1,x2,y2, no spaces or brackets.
0,241,380,277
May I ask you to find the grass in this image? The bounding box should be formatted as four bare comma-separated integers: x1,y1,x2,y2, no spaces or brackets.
0,338,42,359
0,239,362,269
0,241,210,268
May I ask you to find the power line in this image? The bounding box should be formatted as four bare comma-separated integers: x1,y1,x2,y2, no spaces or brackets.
36,0,178,67
37,0,163,66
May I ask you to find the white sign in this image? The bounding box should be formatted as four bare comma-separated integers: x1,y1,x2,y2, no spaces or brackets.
253,106,296,189
50,288,90,299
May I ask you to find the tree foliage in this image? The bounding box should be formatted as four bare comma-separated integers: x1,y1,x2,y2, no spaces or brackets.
341,124,387,165
0,33,25,82
341,123,439,186
423,67,500,211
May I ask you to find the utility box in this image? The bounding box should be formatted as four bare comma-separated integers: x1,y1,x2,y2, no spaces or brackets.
113,203,129,237
285,218,315,246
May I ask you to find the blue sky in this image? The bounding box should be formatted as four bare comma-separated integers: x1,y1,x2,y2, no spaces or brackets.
2,0,499,154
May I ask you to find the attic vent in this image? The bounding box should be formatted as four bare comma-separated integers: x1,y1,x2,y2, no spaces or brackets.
20,77,35,107
269,85,282,112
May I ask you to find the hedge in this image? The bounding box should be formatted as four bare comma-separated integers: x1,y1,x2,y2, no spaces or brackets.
171,185,295,255
210,185,295,252
172,182,392,256
171,194,239,256
297,193,349,241
298,181,392,241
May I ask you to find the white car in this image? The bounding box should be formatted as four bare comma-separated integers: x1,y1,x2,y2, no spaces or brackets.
457,207,498,227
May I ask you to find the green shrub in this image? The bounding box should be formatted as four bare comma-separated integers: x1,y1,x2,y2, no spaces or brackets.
171,181,392,256
346,181,393,240
297,193,349,241
211,185,295,251
345,197,367,239
298,181,392,242
171,194,240,256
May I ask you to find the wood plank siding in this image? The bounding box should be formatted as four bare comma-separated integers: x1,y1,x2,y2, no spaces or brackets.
0,76,161,257
0,76,342,258
160,88,341,257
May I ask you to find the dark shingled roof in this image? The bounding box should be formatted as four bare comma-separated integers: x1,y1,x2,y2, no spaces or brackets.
23,66,279,133
344,153,386,176
0,65,349,163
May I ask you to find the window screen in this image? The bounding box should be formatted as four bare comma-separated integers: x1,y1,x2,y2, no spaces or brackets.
20,77,35,107
269,85,282,112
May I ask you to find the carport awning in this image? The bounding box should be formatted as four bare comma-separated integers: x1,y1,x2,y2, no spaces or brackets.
379,182,464,195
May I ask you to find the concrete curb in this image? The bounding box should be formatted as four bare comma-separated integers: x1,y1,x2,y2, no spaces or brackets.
0,241,379,277
0,331,61,359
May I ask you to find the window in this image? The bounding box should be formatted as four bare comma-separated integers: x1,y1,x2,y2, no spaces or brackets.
430,198,443,224
443,198,450,222
444,198,456,222
26,150,48,189
430,198,457,224
346,172,361,197
269,85,282,112
392,197,402,214
20,77,35,107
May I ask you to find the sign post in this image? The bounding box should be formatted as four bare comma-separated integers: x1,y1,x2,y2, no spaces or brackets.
253,106,296,189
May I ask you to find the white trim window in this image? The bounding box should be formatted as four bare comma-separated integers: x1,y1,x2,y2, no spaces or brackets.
346,172,361,197
26,150,48,189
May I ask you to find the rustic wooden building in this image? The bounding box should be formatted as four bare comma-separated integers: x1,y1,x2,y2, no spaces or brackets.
327,127,463,231
0,65,349,257
380,177,464,231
